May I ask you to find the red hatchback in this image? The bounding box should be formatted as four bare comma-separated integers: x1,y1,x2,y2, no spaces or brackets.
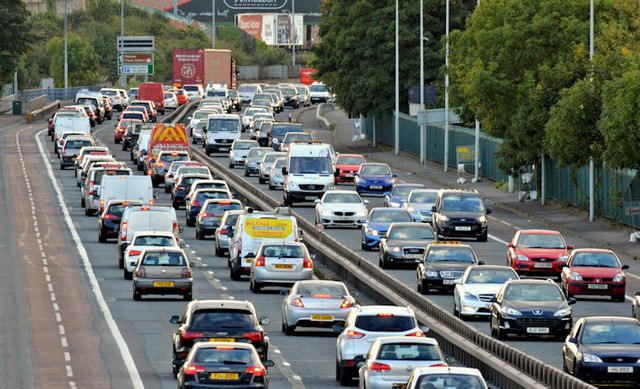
560,248,628,301
334,153,366,183
506,229,572,278
114,118,142,144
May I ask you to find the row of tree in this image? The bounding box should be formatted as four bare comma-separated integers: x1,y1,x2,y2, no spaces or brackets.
314,0,640,174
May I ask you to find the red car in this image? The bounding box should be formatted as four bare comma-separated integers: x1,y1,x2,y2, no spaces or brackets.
506,229,572,278
173,88,189,105
560,248,628,301
114,118,141,144
334,153,366,183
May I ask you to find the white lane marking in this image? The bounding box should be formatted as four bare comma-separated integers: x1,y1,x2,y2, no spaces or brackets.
35,129,145,389
488,234,509,245
65,365,73,377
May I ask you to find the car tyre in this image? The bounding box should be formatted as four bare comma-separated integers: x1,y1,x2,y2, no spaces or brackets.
269,184,275,190
284,322,295,336
478,232,488,242
379,256,387,269
215,243,222,257
183,291,192,301
84,207,93,216
124,268,132,280
98,231,106,243
418,280,428,295
614,294,626,302
258,177,265,184
250,278,262,293
164,186,171,193
195,229,203,240
244,170,249,177
564,284,573,299
339,367,352,386
228,161,233,168
133,289,141,301
119,255,124,269
80,197,85,208
230,265,241,281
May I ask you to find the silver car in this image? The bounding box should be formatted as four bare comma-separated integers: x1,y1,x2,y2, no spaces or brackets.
281,280,355,335
214,209,246,257
268,157,286,190
249,242,314,293
132,248,193,301
244,147,273,176
228,139,259,168
403,189,439,223
258,152,286,184
358,336,446,389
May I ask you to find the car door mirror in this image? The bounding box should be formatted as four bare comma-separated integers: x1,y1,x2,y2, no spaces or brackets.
420,325,430,334
478,260,486,265
314,199,321,204
258,316,270,326
354,355,366,368
567,337,578,344
392,173,398,178
169,315,182,324
179,226,184,233
635,291,640,297
431,205,437,212
568,297,577,305
567,244,574,250
489,296,498,303
279,289,290,296
153,190,159,199
332,323,344,333
486,208,492,214
264,360,275,368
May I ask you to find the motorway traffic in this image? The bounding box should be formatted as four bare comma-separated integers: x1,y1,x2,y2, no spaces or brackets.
4,86,639,389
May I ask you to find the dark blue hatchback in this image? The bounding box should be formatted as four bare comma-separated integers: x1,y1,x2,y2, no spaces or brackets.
355,163,397,196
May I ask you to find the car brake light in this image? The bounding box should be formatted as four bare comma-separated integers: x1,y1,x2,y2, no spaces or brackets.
429,363,448,367
173,222,179,236
136,267,146,278
377,313,393,317
183,363,205,375
181,330,204,340
103,213,118,220
340,299,353,309
128,250,141,256
182,268,192,278
147,169,152,175
303,257,313,268
156,161,165,168
370,362,391,372
290,298,304,308
346,330,366,339
313,294,332,298
121,221,127,241
406,330,425,337
99,199,105,212
255,257,265,267
177,186,185,190
245,366,265,377
242,331,263,342
191,200,200,206
220,228,228,235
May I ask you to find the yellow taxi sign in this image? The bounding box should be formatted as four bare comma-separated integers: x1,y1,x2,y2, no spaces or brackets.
433,241,462,245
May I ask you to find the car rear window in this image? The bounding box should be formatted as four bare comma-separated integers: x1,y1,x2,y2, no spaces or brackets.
205,202,242,213
195,347,254,364
141,252,186,266
198,192,231,202
271,124,302,137
261,245,306,258
296,283,347,298
191,309,256,330
160,154,190,164
66,140,93,149
377,343,441,361
337,156,366,165
409,192,437,203
355,315,416,332
133,236,174,246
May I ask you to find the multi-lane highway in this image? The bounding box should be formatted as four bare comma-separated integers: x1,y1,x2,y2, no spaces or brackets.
1,101,636,388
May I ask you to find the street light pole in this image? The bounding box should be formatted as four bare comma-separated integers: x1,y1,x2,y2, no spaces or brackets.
394,0,400,155
589,0,595,222
444,0,450,171
292,0,296,66
212,0,216,49
473,0,480,182
120,0,125,88
64,0,68,91
419,0,425,164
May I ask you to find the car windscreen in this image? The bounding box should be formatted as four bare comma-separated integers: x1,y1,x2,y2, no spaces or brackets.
273,158,286,169
388,226,434,240
517,233,566,249
238,85,258,93
271,125,303,137
122,112,143,120
296,282,347,298
133,236,174,246
409,192,437,203
440,195,485,212
234,141,259,150
190,309,256,330
355,315,416,332
377,343,441,361
261,245,306,258
284,133,312,144
323,193,362,204
465,269,518,284
310,84,327,92
194,111,214,120
248,148,271,158
338,156,366,165
159,154,189,163
369,210,412,223
360,164,391,176
289,156,333,174
581,322,640,344
263,153,285,163
570,252,619,267
504,284,564,301
197,191,231,201
140,251,186,266
205,202,242,214
194,347,254,364
208,118,240,132
426,247,475,263
416,374,485,389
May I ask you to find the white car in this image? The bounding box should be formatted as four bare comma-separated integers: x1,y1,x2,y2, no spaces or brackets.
100,88,123,111
358,336,446,389
183,84,205,100
453,265,519,320
228,139,259,168
335,305,428,386
242,107,268,129
258,152,286,184
402,189,439,223
315,190,369,228
164,92,179,109
123,231,180,280
310,82,333,103
402,366,489,389
186,109,217,143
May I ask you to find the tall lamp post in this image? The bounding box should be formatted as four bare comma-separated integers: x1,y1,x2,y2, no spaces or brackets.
588,0,595,222
444,0,450,171
64,0,68,92
120,0,125,88
394,0,400,155
292,0,296,66
212,0,216,49
419,0,425,164
473,0,480,182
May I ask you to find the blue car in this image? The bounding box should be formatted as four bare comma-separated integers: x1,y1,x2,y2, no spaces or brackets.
383,183,425,207
361,207,413,251
355,163,397,196
185,189,231,226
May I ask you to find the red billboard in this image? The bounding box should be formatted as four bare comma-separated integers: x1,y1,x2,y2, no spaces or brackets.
238,14,263,41
172,49,204,86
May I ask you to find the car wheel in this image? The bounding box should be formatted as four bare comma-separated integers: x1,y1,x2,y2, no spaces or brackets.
172,202,179,210
205,149,211,156
228,162,233,168
183,291,192,301
230,265,241,281
564,284,573,299
124,268,132,280
269,184,275,190
285,322,295,336
258,177,265,184
453,303,460,318
335,361,341,382
84,207,92,216
215,243,222,257
490,320,497,337
419,280,429,295
118,256,124,269
496,319,506,340
196,229,204,240
98,231,106,243
614,294,625,302
478,231,488,242
60,163,65,170
80,197,85,208
379,256,386,269
251,279,262,293
244,170,249,177
133,289,141,301
164,186,171,193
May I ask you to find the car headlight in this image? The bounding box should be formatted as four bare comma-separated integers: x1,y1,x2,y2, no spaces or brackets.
581,353,603,363
554,308,571,317
516,254,529,261
425,270,439,278
356,209,368,217
558,255,568,262
391,246,401,253
288,182,299,190
407,207,416,213
463,292,478,301
438,214,449,222
477,215,487,223
613,273,625,282
502,307,522,316
367,229,379,236
569,272,583,281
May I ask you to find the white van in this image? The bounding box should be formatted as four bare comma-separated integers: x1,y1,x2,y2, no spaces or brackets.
117,206,179,267
228,207,301,280
75,90,105,123
204,113,242,155
99,175,154,214
283,141,336,205
83,166,132,216
54,116,91,152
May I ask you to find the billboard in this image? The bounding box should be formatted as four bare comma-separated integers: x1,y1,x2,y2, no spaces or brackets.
238,13,303,46
172,49,205,86
164,0,322,25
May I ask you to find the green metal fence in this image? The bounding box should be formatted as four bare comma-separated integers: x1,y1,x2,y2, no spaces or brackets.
363,113,640,228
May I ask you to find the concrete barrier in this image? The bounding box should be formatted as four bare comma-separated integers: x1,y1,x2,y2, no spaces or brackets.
0,94,16,113
316,102,333,129
27,100,61,123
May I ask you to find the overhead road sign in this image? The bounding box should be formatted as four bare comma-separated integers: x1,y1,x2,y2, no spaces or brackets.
117,36,155,52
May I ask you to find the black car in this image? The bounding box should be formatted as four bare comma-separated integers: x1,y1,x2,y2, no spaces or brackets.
379,222,437,269
490,279,575,340
431,189,491,241
172,174,211,209
122,122,143,151
562,316,640,385
170,300,270,376
97,200,142,243
268,122,303,151
416,243,482,293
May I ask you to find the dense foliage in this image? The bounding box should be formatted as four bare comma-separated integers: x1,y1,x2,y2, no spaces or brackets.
0,1,34,86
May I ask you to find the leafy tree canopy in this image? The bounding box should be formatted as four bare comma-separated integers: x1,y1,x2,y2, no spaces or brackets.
0,1,34,86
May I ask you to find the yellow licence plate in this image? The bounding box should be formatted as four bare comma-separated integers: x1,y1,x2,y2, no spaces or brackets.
210,372,239,380
153,281,175,287
245,258,253,264
274,264,294,269
311,314,334,321
210,338,235,342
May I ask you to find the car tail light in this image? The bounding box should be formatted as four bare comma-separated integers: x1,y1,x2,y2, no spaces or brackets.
406,330,425,337
121,221,128,241
136,267,146,278
219,228,228,235
255,257,265,267
340,299,353,309
245,366,265,377
303,257,313,268
177,186,185,190
191,200,200,206
156,161,165,168
242,331,263,342
346,330,365,339
173,222,179,236
89,180,95,195
128,250,141,256
290,298,304,308
99,199,105,212
215,346,235,350
370,362,391,372
102,213,118,220
181,330,204,341
183,363,204,375
429,363,448,367
147,169,152,175
313,294,332,298
182,267,192,278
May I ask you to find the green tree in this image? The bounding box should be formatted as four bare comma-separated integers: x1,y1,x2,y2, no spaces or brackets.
46,35,100,87
449,0,592,174
0,0,34,86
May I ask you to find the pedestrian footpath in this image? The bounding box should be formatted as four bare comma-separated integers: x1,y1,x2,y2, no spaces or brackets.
295,105,640,265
